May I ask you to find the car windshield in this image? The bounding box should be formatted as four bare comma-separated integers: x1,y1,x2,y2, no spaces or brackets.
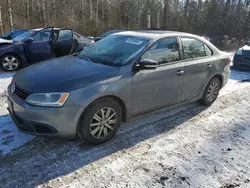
1,31,12,38
13,30,36,41
79,35,150,66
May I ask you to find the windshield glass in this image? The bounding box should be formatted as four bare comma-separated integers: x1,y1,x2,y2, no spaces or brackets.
79,35,150,66
1,31,12,38
13,30,36,41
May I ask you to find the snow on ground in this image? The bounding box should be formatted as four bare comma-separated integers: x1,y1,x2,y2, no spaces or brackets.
0,71,34,155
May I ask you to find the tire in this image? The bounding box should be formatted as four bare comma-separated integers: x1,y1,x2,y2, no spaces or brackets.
199,77,221,106
77,98,122,145
0,54,21,71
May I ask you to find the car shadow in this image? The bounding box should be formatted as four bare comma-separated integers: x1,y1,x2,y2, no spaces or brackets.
0,101,208,188
229,69,250,81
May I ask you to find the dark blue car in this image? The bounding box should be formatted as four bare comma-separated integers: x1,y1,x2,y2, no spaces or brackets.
233,41,250,70
0,30,28,40
0,27,94,71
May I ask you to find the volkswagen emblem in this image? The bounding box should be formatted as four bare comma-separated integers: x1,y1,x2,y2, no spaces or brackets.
11,83,15,94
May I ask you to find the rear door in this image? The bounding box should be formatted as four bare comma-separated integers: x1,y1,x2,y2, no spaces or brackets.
180,37,215,101
23,27,53,63
53,29,73,57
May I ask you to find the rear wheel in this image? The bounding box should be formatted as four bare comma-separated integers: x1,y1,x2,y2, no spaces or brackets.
0,54,21,71
77,98,122,145
199,77,221,106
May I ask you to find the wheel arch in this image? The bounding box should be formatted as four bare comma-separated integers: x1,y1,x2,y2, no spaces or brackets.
199,73,224,100
82,95,128,122
1,53,23,65
212,74,223,88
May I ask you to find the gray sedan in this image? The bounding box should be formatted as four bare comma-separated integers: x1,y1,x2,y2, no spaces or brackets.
7,31,230,144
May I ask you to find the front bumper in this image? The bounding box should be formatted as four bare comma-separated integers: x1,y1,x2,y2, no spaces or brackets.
7,87,83,138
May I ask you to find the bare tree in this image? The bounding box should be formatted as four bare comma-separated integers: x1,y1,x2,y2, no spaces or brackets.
147,9,151,29
0,6,3,34
42,0,47,27
52,0,56,26
96,0,99,26
89,0,93,20
25,0,30,28
7,0,14,30
164,0,169,29
157,11,160,29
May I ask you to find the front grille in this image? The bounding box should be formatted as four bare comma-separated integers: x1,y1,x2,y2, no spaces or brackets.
243,57,250,62
14,85,31,100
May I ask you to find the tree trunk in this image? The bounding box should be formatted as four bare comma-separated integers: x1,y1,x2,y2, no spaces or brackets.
96,0,99,26
52,0,56,26
0,6,3,34
137,6,142,29
147,9,151,29
184,0,190,30
164,0,169,29
26,0,30,28
7,0,14,30
157,11,160,29
89,0,93,20
42,0,47,27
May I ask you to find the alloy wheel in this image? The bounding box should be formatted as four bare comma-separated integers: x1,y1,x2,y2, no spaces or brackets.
89,107,117,139
207,81,219,102
2,56,19,71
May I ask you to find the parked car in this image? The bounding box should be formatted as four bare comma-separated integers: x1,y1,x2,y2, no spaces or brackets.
0,30,28,40
7,30,230,144
232,41,250,70
0,27,94,71
94,30,124,42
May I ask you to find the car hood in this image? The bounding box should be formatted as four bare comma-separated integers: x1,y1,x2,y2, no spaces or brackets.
0,38,13,44
14,56,120,93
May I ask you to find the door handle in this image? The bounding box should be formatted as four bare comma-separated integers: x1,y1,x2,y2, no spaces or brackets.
207,64,212,68
45,44,50,48
176,70,184,76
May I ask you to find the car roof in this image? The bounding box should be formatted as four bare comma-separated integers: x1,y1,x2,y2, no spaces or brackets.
114,30,201,40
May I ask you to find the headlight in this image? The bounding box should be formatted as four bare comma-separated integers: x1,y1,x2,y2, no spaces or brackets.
25,93,70,107
236,48,242,55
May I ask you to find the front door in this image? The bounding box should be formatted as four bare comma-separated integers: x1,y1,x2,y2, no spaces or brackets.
23,27,53,63
53,29,73,57
180,37,215,101
132,37,184,116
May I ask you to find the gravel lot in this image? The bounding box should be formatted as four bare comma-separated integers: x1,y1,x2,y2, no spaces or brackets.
0,68,250,188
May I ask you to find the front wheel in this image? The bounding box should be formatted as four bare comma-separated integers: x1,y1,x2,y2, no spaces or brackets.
77,98,122,145
0,54,21,71
199,77,221,106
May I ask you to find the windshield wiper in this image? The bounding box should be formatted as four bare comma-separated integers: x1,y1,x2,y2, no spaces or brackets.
78,54,99,64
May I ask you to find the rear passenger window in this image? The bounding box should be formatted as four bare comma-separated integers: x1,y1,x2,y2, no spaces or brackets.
181,38,207,59
141,37,180,65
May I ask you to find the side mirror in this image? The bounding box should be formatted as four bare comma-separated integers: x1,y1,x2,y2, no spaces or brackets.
23,37,34,43
138,59,158,70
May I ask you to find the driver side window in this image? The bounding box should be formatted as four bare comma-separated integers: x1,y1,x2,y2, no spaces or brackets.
141,37,180,65
32,28,52,42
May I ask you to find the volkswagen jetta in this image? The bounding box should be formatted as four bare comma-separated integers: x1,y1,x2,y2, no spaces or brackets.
7,31,230,144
